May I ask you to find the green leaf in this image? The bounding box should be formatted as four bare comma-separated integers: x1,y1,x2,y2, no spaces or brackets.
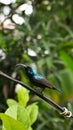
5,105,18,119
5,104,33,130
17,105,30,130
26,103,38,125
17,87,29,107
60,51,73,71
0,113,26,130
7,99,18,107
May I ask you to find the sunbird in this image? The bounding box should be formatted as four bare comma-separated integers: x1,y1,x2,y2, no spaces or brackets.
16,64,61,93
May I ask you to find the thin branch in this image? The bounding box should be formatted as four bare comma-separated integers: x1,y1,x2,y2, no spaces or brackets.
0,71,73,118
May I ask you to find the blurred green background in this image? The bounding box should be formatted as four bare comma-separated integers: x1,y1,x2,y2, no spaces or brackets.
0,0,73,129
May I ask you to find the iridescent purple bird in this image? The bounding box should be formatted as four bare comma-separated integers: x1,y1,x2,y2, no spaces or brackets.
16,64,61,93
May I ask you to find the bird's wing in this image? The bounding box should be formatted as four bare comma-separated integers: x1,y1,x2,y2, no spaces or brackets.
32,77,56,89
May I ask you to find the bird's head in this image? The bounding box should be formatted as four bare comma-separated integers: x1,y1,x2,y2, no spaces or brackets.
16,64,37,77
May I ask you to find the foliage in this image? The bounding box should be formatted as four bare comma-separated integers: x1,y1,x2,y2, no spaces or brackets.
0,0,73,130
0,86,38,130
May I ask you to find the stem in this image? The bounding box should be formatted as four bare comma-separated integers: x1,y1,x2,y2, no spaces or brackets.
0,71,73,118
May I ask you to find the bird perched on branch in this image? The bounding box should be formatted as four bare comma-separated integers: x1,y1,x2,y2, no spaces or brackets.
16,64,61,93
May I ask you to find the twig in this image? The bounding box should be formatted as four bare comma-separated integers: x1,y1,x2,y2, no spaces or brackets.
0,71,73,118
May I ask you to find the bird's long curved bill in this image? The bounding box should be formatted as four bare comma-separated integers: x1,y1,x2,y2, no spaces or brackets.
16,64,27,68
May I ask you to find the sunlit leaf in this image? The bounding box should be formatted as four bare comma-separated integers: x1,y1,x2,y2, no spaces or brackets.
17,105,30,130
17,87,29,107
0,113,26,130
7,99,18,107
5,105,17,119
26,103,38,125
